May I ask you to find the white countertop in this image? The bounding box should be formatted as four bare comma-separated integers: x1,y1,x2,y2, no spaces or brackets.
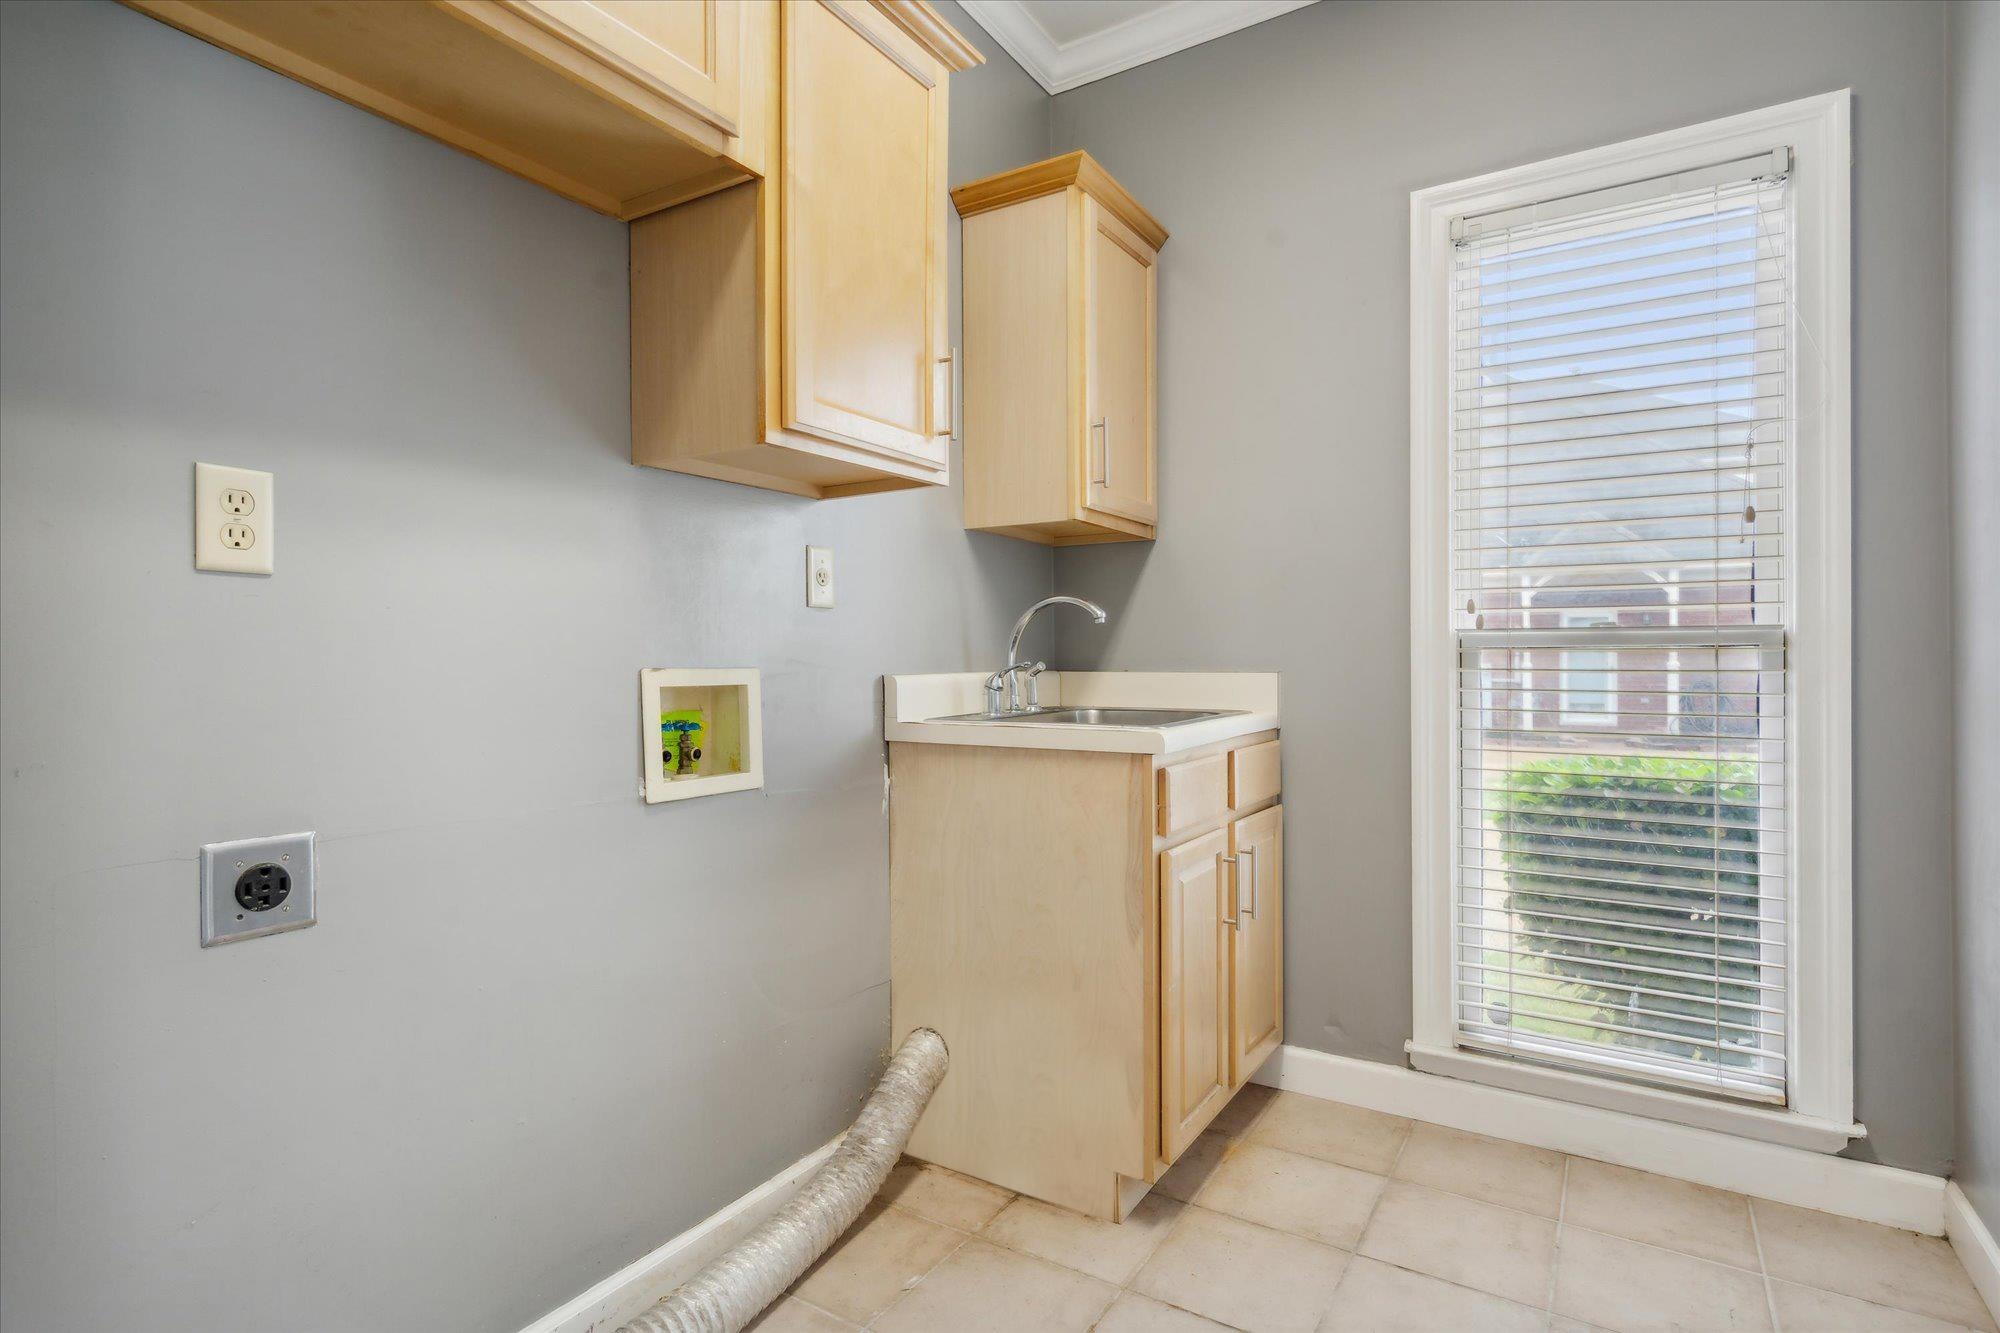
885,671,1280,755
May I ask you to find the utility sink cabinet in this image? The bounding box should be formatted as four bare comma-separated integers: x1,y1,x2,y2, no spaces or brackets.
953,152,1167,544
889,729,1282,1220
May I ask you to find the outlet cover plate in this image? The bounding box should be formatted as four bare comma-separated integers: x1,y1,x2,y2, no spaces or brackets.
194,462,274,575
806,546,834,608
201,831,315,946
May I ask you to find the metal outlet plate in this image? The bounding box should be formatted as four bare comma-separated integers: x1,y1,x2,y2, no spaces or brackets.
201,831,316,947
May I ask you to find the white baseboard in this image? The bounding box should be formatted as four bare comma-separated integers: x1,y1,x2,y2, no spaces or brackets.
520,1139,838,1333
1948,1182,2000,1326
1253,1044,1946,1235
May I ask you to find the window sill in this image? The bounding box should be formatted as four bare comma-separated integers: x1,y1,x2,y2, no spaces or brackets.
1405,1043,1863,1154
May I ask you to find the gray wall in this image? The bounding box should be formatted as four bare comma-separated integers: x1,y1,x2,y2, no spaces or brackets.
1950,0,2000,1229
0,3,1051,1329
1050,0,1959,1173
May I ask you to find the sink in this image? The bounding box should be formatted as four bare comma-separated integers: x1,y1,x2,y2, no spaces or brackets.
935,707,1240,727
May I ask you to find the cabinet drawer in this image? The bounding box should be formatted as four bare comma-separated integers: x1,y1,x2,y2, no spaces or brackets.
1229,740,1281,811
1158,753,1228,838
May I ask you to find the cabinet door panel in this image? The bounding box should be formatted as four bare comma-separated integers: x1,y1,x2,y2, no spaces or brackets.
513,0,741,138
1161,828,1232,1161
1083,197,1157,524
1230,805,1283,1085
782,0,949,469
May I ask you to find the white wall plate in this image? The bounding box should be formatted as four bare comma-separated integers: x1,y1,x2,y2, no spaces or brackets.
200,831,316,946
194,462,274,575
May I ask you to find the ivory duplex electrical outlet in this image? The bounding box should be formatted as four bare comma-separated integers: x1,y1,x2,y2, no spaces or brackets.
194,463,273,575
806,546,834,608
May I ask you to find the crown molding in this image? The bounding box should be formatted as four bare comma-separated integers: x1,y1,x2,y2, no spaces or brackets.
951,150,1169,247
877,1,986,72
957,0,1317,95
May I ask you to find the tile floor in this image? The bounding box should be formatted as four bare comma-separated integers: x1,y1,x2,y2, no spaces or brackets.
751,1086,1997,1333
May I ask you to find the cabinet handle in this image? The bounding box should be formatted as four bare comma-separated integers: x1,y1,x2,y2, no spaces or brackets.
1093,417,1110,488
937,350,956,439
1218,852,1240,926
1241,845,1258,919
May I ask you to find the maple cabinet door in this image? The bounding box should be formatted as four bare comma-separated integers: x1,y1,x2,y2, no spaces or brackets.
1161,828,1232,1161
781,0,950,471
1082,196,1158,525
1230,805,1283,1085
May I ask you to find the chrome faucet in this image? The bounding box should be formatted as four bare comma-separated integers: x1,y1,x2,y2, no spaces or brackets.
985,596,1108,715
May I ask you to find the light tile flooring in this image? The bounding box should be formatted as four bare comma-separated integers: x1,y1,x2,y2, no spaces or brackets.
752,1087,1997,1333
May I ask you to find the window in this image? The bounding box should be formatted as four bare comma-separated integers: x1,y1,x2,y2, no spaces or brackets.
1555,648,1617,725
1409,95,1853,1148
1558,613,1619,725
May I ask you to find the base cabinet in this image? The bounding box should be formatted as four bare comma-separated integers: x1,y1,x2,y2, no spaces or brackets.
889,731,1282,1220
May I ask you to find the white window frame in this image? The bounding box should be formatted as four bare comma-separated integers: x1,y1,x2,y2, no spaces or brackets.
1407,92,1856,1153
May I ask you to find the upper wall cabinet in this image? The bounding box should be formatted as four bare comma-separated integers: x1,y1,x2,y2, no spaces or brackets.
124,0,760,219
954,152,1168,544
629,2,981,499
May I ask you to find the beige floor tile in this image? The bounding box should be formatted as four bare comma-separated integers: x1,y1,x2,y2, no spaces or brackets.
1092,1292,1237,1332
1155,1132,1234,1203
788,1205,964,1324
743,1297,858,1331
1769,1279,1991,1332
1552,1226,1772,1333
1753,1201,1997,1331
1784,1272,2000,1320
1248,1093,1412,1174
980,1191,1183,1285
1193,1142,1386,1249
1562,1157,1760,1270
1317,1255,1547,1332
1389,1122,1566,1217
1133,1206,1351,1333
1548,1320,1609,1333
877,1158,1014,1232
1209,1082,1280,1139
1356,1179,1556,1308
869,1238,1117,1333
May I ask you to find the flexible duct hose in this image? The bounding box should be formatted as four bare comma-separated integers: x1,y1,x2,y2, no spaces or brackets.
620,1028,949,1333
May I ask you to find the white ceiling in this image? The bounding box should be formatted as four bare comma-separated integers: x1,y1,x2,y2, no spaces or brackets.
957,0,1319,95
1020,1,1179,47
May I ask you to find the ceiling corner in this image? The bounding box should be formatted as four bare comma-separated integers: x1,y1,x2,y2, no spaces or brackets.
955,0,1319,97
956,0,1065,95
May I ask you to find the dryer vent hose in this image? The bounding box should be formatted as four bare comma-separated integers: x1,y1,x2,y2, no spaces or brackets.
619,1027,949,1333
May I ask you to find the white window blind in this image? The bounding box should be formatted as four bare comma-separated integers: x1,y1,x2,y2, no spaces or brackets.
1449,161,1792,1104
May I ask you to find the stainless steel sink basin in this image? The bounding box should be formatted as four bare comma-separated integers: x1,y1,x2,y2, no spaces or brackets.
936,707,1240,727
